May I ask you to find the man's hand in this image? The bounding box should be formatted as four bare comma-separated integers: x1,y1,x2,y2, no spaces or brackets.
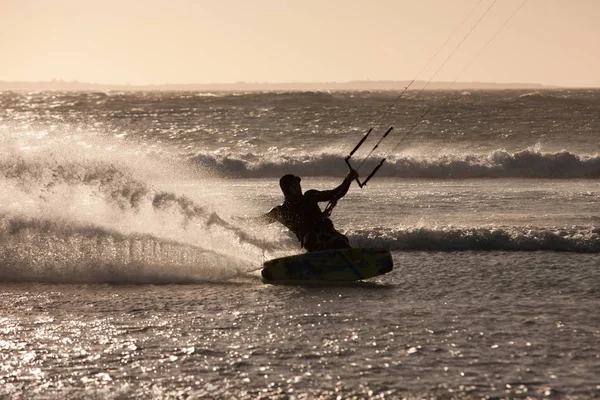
346,168,359,181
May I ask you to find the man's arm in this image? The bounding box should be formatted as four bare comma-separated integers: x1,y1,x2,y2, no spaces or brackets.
304,170,359,203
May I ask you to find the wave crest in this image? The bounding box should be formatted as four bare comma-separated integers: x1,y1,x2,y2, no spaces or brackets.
188,149,600,179
349,226,600,253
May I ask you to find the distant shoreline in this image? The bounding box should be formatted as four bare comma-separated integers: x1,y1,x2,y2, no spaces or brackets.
0,80,571,92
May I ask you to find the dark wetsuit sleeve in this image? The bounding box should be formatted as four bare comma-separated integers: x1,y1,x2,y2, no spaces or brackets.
304,177,353,203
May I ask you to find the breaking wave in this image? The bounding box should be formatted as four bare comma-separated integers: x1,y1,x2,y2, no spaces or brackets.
188,149,600,179
348,225,600,253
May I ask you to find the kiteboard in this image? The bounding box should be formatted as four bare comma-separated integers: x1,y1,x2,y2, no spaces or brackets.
261,247,393,283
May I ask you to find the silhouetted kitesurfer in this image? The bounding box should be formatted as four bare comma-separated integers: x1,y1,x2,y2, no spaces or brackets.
261,170,359,252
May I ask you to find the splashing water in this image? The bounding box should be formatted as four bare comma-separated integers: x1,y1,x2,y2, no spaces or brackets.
0,129,288,284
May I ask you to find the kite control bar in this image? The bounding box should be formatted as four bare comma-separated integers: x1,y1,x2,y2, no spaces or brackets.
345,126,393,187
323,125,393,217
345,157,386,188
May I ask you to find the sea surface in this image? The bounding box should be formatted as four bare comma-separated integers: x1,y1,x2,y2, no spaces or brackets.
0,90,599,399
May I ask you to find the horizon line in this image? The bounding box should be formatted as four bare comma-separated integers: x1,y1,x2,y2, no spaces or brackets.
0,79,589,91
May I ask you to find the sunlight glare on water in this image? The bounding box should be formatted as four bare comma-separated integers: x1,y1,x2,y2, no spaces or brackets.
0,91,598,398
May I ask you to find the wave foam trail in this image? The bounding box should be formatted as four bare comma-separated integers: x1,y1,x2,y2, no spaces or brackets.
349,226,600,253
188,149,600,179
0,216,245,283
0,131,288,283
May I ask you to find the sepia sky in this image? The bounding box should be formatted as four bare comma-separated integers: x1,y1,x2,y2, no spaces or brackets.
1,0,599,87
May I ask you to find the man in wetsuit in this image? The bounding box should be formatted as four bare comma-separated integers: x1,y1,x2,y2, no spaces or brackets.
262,170,359,252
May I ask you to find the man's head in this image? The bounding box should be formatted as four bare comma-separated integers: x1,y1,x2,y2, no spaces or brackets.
279,174,302,197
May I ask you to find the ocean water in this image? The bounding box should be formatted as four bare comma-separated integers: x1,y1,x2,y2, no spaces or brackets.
0,90,599,399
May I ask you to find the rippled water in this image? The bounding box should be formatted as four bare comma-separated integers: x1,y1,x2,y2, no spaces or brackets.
2,249,598,399
1,90,599,398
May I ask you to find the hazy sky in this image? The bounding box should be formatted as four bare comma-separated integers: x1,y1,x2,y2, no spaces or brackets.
1,0,599,87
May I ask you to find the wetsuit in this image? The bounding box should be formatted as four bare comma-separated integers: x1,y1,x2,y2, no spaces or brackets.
264,177,353,252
